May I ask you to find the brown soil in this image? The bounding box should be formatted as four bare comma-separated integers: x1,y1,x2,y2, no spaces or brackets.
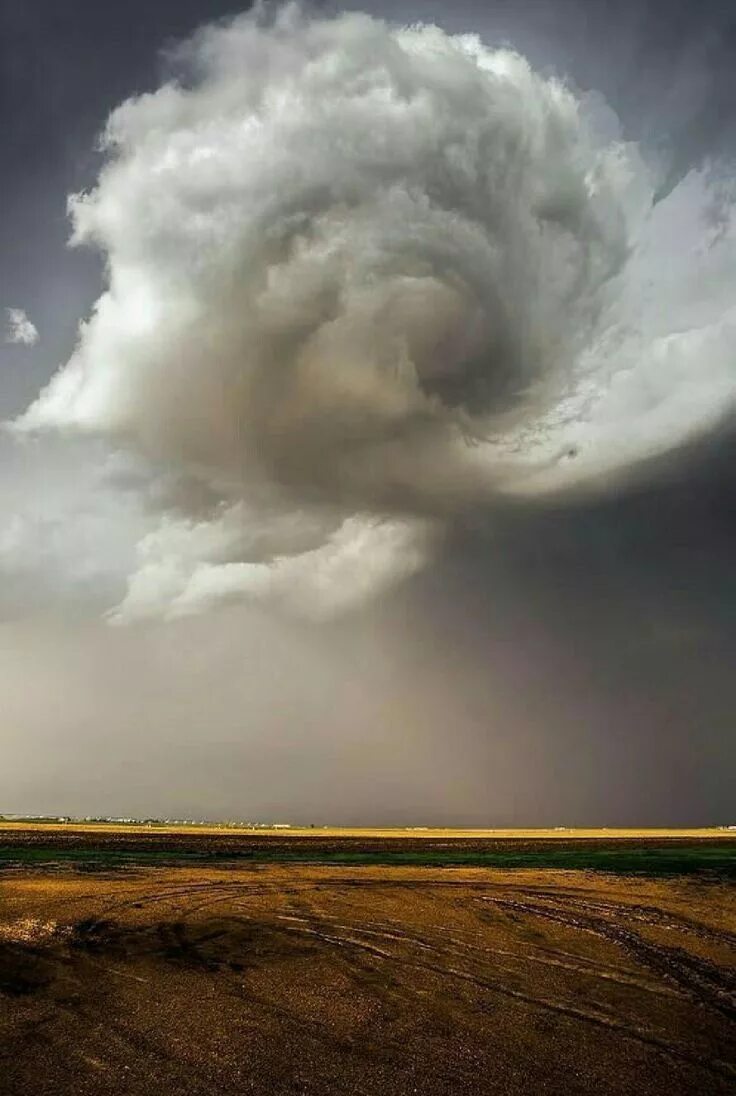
1,865,734,1095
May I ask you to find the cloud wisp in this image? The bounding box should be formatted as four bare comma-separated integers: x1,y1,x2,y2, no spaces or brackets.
10,5,736,620
5,308,39,347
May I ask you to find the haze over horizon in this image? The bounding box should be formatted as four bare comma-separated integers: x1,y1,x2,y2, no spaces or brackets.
1,0,735,826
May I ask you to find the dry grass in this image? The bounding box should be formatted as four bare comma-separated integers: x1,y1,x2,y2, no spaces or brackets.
1,821,732,839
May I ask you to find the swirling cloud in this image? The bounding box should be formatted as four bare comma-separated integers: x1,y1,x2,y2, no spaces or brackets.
15,6,736,618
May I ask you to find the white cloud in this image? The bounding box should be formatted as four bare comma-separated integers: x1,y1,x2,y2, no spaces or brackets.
9,6,736,619
111,511,433,623
5,308,38,347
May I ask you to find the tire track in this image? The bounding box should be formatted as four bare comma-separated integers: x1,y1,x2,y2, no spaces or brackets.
478,894,736,1020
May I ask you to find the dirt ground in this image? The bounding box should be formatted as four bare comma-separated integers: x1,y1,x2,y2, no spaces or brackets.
0,863,734,1095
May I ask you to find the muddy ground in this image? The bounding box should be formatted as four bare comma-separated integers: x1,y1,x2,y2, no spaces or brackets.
0,859,734,1095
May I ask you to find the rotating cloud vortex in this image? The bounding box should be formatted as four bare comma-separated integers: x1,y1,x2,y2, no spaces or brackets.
17,6,736,619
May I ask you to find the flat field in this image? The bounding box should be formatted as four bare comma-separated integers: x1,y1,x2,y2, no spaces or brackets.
1,822,735,874
0,827,734,1095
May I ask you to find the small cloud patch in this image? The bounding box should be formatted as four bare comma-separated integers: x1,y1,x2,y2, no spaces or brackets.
5,308,38,347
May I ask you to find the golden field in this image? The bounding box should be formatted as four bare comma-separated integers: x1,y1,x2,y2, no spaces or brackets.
1,821,732,838
1,820,735,1095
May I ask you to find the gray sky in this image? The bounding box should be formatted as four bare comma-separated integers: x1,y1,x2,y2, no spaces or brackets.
0,0,734,825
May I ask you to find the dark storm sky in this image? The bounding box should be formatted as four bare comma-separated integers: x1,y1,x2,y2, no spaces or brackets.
0,0,734,825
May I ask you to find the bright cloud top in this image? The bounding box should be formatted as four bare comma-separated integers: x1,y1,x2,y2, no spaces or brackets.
14,6,736,619
5,308,39,347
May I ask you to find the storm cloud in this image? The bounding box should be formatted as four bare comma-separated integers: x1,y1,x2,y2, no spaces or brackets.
11,4,736,620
